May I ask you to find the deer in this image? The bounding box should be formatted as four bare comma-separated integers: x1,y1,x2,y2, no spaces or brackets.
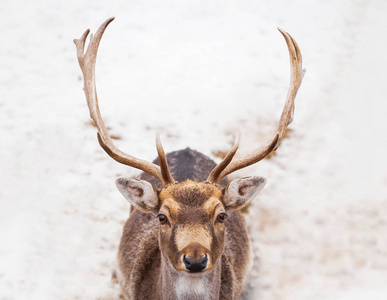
74,17,304,300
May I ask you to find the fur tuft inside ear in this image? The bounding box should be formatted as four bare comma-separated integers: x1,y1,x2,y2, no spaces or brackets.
115,177,159,213
222,176,267,211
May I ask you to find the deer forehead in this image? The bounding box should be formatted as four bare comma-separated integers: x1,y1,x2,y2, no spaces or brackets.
159,181,223,214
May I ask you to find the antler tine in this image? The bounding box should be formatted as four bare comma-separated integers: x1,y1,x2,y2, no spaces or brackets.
74,17,174,185
206,132,240,184
156,134,176,185
208,29,305,184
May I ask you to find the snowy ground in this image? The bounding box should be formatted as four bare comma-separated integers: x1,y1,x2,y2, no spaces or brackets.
1,0,387,299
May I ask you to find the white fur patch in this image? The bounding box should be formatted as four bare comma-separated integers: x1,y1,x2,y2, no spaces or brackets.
175,274,210,300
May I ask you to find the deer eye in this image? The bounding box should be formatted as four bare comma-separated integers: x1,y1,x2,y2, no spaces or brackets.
216,213,228,223
157,214,168,224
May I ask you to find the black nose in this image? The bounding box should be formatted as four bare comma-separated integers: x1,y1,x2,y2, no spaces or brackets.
183,255,208,272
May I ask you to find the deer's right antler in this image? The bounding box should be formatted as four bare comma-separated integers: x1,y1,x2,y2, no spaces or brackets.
207,28,305,184
74,17,175,186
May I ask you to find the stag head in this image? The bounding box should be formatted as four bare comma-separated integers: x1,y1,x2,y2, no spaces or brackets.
116,177,266,272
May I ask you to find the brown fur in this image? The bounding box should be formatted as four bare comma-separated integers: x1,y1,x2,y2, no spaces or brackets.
117,179,252,300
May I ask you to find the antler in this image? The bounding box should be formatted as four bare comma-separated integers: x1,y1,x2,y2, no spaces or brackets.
206,132,240,184
74,17,175,186
207,28,306,184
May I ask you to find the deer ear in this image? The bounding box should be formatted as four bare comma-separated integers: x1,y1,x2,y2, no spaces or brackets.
222,176,267,211
116,177,159,214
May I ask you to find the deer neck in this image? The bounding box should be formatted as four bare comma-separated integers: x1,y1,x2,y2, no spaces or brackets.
160,253,221,300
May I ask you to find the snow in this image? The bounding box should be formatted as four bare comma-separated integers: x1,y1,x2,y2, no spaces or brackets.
1,0,387,299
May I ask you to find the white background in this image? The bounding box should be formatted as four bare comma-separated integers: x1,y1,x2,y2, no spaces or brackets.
1,0,387,299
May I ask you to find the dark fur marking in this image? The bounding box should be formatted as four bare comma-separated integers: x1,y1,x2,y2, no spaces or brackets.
173,185,208,206
130,185,144,197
